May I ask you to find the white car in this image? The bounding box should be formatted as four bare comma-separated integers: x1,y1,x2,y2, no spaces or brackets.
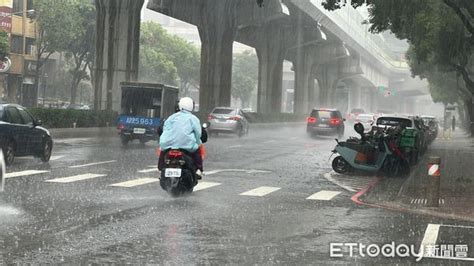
355,114,375,132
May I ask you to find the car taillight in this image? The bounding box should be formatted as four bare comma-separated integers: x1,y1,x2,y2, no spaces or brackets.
330,118,341,125
229,116,241,121
117,124,125,130
307,117,317,123
168,150,183,158
208,114,216,120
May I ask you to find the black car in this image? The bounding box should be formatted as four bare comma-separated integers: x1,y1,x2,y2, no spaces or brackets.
0,104,53,166
307,108,345,138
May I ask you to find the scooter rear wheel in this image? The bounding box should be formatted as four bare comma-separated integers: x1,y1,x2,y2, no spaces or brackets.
332,156,351,174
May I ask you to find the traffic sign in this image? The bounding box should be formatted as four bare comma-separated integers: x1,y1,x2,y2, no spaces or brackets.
0,56,11,73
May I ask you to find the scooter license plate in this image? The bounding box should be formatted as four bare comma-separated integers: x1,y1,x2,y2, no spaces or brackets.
165,168,182,178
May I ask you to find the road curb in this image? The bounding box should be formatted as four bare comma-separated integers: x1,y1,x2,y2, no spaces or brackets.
351,176,474,222
49,127,117,139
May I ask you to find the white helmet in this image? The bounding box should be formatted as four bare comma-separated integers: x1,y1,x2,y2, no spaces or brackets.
178,97,194,112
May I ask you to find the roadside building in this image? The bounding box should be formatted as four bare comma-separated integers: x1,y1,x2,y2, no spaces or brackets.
0,0,38,106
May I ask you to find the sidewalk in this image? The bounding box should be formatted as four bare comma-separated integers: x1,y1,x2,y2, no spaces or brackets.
364,130,474,221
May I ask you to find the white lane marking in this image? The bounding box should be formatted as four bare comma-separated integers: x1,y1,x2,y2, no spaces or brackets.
323,172,356,192
5,170,49,179
50,155,65,161
306,190,341,201
420,224,440,256
290,137,298,140
440,224,474,229
138,168,159,173
263,140,276,144
0,152,5,192
228,145,243,149
109,178,159,188
45,173,106,183
69,160,116,168
193,181,221,192
240,186,281,197
205,169,271,175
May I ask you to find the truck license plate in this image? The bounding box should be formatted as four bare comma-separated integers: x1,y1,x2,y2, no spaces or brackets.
165,168,182,178
133,128,146,134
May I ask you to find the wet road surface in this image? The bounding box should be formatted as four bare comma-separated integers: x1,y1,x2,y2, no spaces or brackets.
0,125,473,264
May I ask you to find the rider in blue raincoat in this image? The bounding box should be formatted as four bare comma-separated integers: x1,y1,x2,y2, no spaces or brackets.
158,97,203,171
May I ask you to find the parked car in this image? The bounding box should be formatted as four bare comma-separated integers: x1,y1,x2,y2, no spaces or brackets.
0,104,53,166
307,108,345,138
421,115,439,143
207,107,249,137
67,104,90,110
346,108,365,123
411,116,430,152
355,113,375,132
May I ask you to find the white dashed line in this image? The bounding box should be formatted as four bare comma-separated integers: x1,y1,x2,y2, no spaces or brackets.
306,190,341,201
50,155,65,161
69,160,116,168
240,186,281,197
5,170,49,179
45,173,106,183
109,178,159,188
420,224,440,255
193,182,221,191
228,145,243,149
138,168,159,173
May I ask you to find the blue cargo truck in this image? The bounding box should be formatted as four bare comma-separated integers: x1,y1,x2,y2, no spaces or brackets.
117,82,179,146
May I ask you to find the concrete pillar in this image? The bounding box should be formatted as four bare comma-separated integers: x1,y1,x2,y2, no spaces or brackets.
307,74,316,109
197,1,238,114
348,86,361,112
316,65,339,107
293,48,314,114
94,0,143,111
256,26,286,114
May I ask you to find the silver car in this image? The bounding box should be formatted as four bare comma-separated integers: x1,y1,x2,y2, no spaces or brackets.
207,107,249,137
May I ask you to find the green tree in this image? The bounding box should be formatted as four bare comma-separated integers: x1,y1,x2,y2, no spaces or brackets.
232,51,258,108
34,0,83,105
139,21,200,93
64,0,95,105
0,30,9,60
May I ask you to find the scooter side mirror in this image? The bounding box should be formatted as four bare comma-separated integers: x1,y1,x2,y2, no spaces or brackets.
354,122,365,136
